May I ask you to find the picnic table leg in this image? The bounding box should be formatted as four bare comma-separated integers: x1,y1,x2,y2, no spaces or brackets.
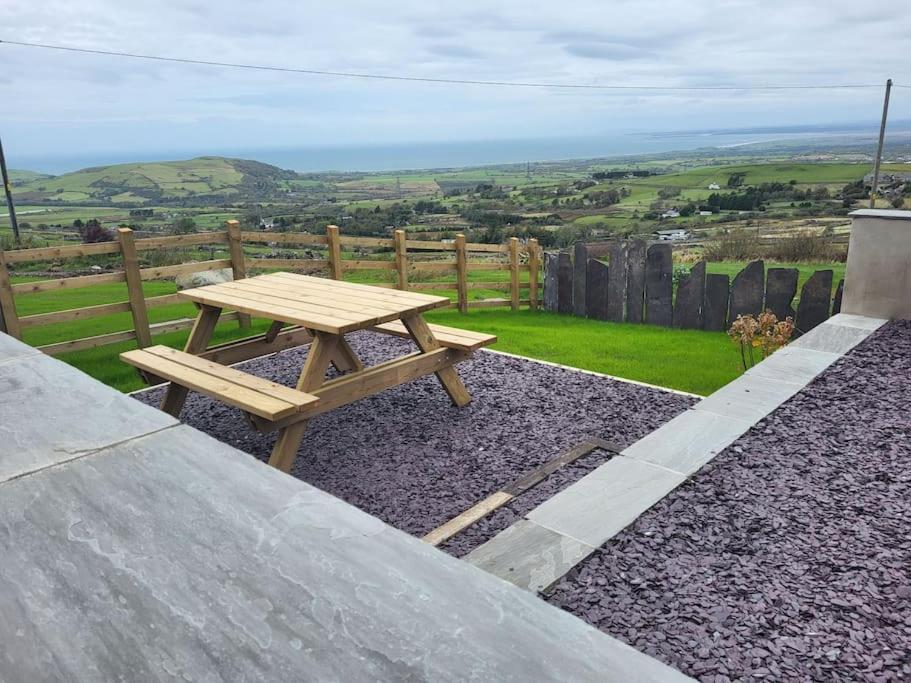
160,305,222,417
268,331,340,473
332,336,364,373
401,314,472,407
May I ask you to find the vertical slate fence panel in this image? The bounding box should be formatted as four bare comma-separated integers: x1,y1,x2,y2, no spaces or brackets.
674,261,706,329
543,253,559,312
703,273,730,331
557,252,573,314
728,260,765,322
606,242,628,322
796,270,833,334
585,259,609,320
625,240,647,324
645,244,673,327
765,268,798,321
572,242,588,317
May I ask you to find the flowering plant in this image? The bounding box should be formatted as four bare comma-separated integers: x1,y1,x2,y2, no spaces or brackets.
727,310,794,371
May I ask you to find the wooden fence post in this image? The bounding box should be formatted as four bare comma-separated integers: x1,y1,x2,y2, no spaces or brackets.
0,250,22,339
225,220,251,329
326,225,343,280
394,229,408,290
509,237,520,311
117,228,152,348
455,234,468,314
528,238,539,311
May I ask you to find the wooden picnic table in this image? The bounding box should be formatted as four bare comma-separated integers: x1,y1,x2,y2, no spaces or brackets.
123,272,495,472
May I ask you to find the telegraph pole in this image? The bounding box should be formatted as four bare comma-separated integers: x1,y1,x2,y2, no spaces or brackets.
869,78,892,209
0,135,20,244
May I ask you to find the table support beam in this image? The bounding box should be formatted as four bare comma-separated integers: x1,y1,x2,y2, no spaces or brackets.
160,305,221,417
401,314,472,407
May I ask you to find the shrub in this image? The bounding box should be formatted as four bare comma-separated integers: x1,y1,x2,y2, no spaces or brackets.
728,310,794,371
765,231,837,262
78,219,114,243
702,229,763,261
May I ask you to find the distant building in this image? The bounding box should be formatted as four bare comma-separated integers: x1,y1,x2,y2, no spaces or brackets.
698,210,713,216
708,182,721,190
660,209,680,219
653,228,690,241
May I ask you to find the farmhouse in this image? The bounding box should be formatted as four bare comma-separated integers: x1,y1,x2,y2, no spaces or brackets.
708,182,720,189
659,208,680,219
653,227,690,240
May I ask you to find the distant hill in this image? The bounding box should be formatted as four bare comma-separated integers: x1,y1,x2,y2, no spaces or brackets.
8,169,54,186
11,156,300,205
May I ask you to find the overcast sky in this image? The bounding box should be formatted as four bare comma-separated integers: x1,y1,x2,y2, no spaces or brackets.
1,0,908,169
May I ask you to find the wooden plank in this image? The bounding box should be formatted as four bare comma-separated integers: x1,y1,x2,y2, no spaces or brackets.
118,228,153,347
468,298,529,309
232,276,412,314
341,260,396,270
372,320,496,351
143,345,316,408
12,271,126,295
502,439,623,497
326,225,343,280
240,231,327,246
411,261,458,272
528,238,540,311
402,314,472,407
0,250,22,337
247,258,329,271
337,236,394,248
465,263,510,272
625,239,646,324
394,230,408,290
509,237,520,311
139,259,233,281
645,243,673,327
145,293,185,309
39,329,137,356
121,349,308,421
179,286,362,333
264,272,449,308
2,240,122,263
421,492,514,547
19,300,132,328
455,234,468,314
198,327,312,365
225,220,251,329
134,231,228,250
572,242,587,316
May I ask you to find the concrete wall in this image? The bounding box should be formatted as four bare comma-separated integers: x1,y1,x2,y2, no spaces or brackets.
843,209,911,319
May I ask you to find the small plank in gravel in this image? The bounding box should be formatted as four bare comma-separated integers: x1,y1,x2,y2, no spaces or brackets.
645,243,673,327
796,269,833,334
765,267,798,321
557,252,573,314
673,261,705,329
702,273,730,331
585,259,609,320
625,239,647,324
572,242,588,317
728,259,764,322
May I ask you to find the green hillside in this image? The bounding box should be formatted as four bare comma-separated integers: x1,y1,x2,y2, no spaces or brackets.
11,156,298,205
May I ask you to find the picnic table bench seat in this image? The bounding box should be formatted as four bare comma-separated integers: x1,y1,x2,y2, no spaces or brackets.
121,345,318,421
372,321,497,351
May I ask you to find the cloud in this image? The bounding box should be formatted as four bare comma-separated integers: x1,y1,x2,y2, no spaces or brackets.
564,43,648,61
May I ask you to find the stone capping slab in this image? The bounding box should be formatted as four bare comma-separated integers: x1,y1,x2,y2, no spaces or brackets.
464,519,595,593
526,456,686,548
470,314,886,596
622,409,753,476
0,333,41,364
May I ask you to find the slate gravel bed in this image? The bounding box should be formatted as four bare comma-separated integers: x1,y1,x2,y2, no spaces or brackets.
134,331,693,543
547,320,911,682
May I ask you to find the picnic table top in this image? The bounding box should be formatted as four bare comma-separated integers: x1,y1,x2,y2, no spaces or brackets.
178,272,451,334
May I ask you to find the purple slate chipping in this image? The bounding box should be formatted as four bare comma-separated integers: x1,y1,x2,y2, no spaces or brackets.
546,321,911,682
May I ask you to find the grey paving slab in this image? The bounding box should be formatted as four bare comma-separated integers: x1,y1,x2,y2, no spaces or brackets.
745,345,840,385
527,456,685,548
0,333,41,364
0,352,176,483
465,519,595,593
622,409,753,476
827,313,889,331
790,320,875,354
0,425,690,682
692,372,803,423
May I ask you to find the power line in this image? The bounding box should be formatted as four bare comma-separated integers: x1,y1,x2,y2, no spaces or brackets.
0,38,894,92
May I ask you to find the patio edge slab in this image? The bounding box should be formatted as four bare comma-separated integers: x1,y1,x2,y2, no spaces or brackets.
466,314,888,592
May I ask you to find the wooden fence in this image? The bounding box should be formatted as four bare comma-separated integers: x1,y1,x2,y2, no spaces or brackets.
544,240,844,335
0,222,540,356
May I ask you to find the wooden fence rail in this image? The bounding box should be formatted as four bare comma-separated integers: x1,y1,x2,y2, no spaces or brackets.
0,222,540,356
544,239,844,336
